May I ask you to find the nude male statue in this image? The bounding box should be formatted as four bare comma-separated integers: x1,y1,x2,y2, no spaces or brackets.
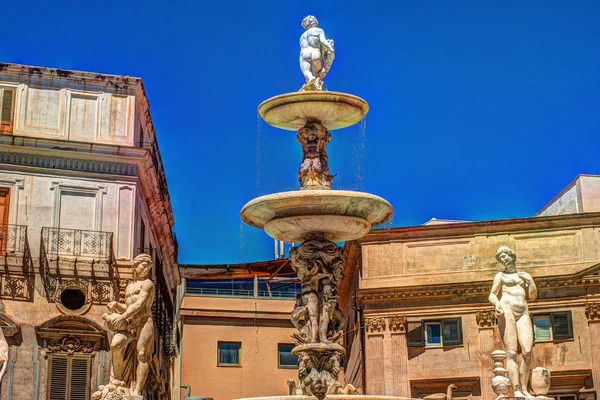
299,15,335,91
489,246,538,398
103,253,155,396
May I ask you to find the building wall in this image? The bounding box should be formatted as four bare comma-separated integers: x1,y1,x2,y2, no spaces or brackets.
181,295,299,400
344,213,600,399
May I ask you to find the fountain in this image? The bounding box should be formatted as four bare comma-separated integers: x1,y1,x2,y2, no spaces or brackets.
240,15,400,400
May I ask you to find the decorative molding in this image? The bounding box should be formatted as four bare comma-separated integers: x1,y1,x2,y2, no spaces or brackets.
46,334,95,355
0,151,136,176
585,303,600,322
50,181,107,230
476,310,497,329
364,317,386,333
358,275,600,305
388,315,407,333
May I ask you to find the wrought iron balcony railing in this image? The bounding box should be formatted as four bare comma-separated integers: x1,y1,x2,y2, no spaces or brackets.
39,227,118,305
0,224,34,302
41,227,113,259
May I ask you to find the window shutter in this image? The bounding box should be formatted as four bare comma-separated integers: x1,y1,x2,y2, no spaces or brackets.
48,356,68,400
69,358,90,400
551,312,573,340
406,321,424,347
0,89,14,132
442,318,463,346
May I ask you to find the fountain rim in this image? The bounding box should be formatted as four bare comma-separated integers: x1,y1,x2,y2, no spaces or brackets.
257,91,370,131
240,189,394,229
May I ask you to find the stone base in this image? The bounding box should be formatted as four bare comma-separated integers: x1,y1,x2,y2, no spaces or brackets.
125,396,144,400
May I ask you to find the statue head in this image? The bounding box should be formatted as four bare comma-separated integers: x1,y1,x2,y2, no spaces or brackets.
133,253,153,279
302,15,319,30
495,245,517,268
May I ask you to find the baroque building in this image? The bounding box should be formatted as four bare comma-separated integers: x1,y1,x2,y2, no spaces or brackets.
339,175,600,400
0,63,180,399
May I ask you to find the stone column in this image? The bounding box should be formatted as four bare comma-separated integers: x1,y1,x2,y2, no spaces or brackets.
364,317,386,395
585,303,600,392
388,316,409,397
476,310,498,400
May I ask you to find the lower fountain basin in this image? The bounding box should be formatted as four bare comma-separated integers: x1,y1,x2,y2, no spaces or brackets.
240,190,393,242
258,91,369,131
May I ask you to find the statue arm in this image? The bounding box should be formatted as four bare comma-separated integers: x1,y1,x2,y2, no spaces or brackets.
108,301,127,314
488,273,503,312
120,280,154,322
519,272,538,300
319,31,334,53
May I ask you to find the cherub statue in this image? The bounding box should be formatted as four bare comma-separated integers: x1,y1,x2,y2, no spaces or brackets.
299,15,335,91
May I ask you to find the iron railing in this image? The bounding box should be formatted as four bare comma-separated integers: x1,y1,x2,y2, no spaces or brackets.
0,224,34,302
39,227,118,304
41,227,113,259
185,287,298,299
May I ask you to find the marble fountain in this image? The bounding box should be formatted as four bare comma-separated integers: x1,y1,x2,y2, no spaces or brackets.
240,14,554,400
240,15,401,400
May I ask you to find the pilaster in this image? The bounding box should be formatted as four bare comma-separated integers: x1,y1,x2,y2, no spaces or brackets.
364,317,386,395
476,310,498,400
585,303,600,392
388,316,409,397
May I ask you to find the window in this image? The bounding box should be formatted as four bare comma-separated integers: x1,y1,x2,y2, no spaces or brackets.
556,395,577,400
47,354,91,400
407,318,463,347
0,88,15,134
218,342,241,366
533,312,573,342
278,344,297,368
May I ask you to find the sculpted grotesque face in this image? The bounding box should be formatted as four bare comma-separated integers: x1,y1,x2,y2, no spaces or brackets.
133,254,153,279
495,246,516,269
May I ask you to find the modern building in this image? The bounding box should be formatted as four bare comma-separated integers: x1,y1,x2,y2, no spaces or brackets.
179,260,304,400
339,174,600,400
0,63,180,400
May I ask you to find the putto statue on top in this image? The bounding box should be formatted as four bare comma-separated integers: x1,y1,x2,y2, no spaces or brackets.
299,15,335,91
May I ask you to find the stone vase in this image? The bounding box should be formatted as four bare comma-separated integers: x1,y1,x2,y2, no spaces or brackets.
531,367,551,396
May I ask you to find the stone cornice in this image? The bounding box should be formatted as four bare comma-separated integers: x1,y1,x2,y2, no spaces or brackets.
357,270,600,306
585,303,600,322
356,212,600,245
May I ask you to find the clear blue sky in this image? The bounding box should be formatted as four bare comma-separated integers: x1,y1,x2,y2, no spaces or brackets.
2,1,599,264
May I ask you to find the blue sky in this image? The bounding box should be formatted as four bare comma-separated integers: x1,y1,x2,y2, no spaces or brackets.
1,1,599,264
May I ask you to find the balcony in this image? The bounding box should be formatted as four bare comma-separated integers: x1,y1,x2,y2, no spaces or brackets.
40,227,119,304
0,224,34,302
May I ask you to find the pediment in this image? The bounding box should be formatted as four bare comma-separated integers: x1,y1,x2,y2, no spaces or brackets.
36,315,107,345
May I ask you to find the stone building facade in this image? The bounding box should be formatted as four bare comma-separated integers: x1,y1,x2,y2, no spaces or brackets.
0,63,180,399
179,260,304,400
339,175,600,400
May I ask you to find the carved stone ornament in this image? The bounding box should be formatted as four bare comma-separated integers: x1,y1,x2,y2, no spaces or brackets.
585,303,600,322
47,334,95,355
388,316,406,333
365,317,386,333
476,310,497,329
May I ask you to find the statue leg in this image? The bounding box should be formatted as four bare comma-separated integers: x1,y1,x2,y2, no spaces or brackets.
300,57,315,82
499,312,521,395
132,319,154,395
516,315,534,396
306,292,319,343
110,332,131,381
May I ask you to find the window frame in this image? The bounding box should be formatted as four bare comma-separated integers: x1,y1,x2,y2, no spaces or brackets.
0,87,16,134
217,341,242,367
532,311,574,343
408,318,463,348
277,343,298,369
47,353,91,400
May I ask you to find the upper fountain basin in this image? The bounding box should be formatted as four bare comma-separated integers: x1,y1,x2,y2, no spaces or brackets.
240,190,393,242
258,91,369,131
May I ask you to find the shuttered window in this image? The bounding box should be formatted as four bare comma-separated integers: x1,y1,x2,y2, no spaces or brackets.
47,355,91,400
407,318,463,347
0,88,15,133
